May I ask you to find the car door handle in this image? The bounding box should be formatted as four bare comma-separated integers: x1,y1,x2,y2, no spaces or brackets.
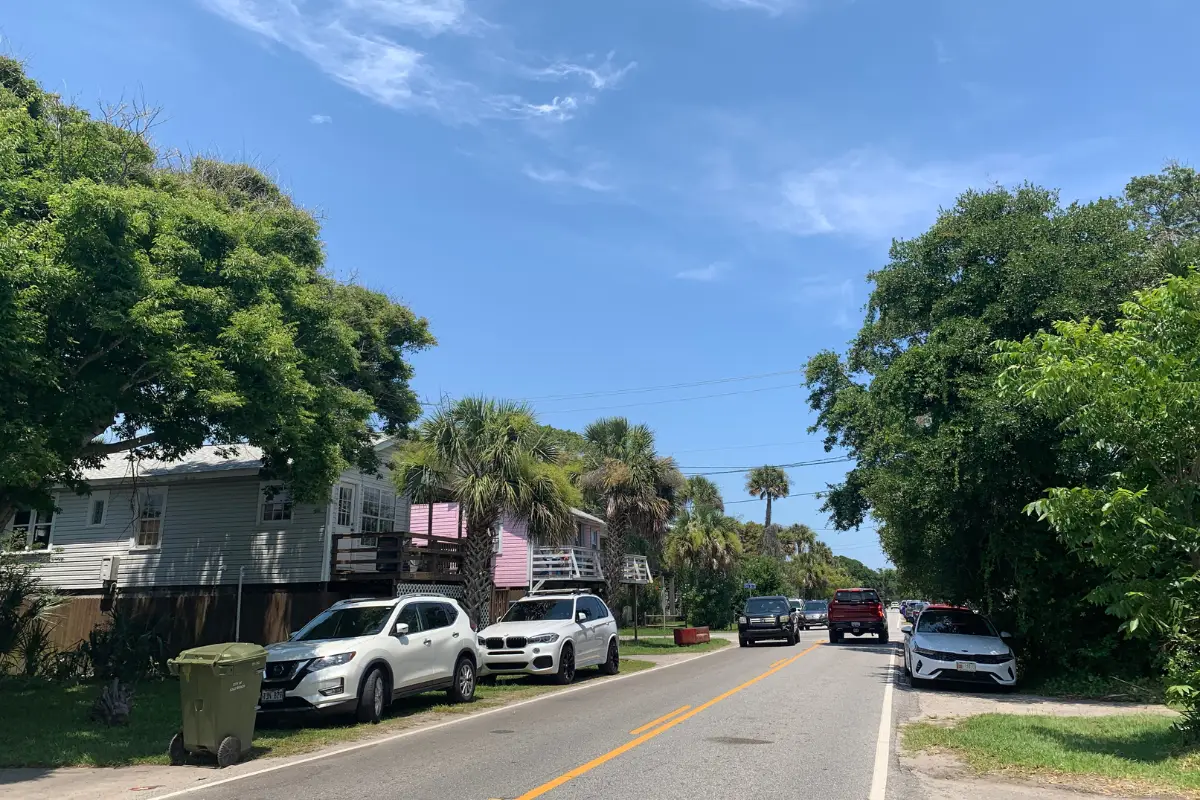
423,638,432,646
452,632,460,638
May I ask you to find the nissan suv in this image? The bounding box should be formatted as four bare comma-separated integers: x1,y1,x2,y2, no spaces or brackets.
258,595,479,723
476,591,620,684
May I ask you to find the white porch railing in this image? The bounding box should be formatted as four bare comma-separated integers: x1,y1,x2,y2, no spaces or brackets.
531,546,604,582
622,554,652,585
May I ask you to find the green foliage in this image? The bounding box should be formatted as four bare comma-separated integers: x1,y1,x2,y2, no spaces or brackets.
0,58,433,518
733,555,788,608
80,610,168,683
665,507,742,573
392,397,576,625
680,475,725,513
745,466,790,537
0,551,62,674
681,568,738,628
804,174,1188,679
997,269,1200,734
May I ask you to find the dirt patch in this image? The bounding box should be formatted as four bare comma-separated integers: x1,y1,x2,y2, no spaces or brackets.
915,690,1177,723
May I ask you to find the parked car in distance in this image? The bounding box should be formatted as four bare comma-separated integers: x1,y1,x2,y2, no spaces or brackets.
801,599,829,629
903,601,928,624
259,595,479,723
476,591,619,685
738,595,799,646
827,588,888,643
901,605,1016,690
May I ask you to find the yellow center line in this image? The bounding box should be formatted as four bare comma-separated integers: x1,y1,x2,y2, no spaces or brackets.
769,658,786,668
629,705,692,736
513,642,824,800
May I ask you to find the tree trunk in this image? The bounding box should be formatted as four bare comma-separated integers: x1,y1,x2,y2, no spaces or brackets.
764,495,773,528
602,524,625,607
462,521,497,628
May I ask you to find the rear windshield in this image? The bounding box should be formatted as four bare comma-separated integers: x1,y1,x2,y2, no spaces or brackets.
746,598,789,615
916,610,996,637
834,590,879,604
805,600,828,611
294,606,393,642
501,599,574,622
789,600,803,610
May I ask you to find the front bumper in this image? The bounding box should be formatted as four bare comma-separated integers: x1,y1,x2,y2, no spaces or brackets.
258,661,361,715
740,625,792,641
478,642,561,676
802,615,827,626
910,653,1017,686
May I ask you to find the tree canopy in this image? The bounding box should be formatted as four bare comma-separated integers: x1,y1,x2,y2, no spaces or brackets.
804,171,1196,676
0,59,433,520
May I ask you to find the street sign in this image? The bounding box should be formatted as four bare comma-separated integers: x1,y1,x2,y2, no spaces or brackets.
743,582,756,589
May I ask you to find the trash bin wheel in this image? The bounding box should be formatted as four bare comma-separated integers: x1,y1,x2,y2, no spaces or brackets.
168,732,188,766
216,735,242,769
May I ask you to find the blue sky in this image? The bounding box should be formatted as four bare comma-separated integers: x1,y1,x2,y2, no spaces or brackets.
7,0,1197,569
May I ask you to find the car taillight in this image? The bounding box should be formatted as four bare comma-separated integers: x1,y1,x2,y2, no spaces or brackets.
874,602,883,618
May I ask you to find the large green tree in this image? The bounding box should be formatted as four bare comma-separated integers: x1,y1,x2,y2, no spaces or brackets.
580,418,682,602
998,270,1200,733
392,398,577,625
0,59,433,525
804,176,1180,676
745,466,789,555
665,507,742,574
679,475,725,513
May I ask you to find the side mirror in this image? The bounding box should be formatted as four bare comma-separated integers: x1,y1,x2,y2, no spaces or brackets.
1000,631,1012,639
394,622,410,637
900,624,912,635
576,611,588,623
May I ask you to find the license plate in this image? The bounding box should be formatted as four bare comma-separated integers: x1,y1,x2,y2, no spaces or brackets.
955,662,977,673
851,622,860,627
260,688,285,703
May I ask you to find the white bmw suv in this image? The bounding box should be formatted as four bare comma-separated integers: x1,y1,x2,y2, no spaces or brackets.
477,592,620,684
259,595,479,723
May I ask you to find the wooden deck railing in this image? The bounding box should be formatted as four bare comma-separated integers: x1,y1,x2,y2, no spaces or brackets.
330,532,464,582
531,545,604,582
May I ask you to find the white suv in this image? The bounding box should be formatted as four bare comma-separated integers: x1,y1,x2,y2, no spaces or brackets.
477,592,620,684
259,595,479,723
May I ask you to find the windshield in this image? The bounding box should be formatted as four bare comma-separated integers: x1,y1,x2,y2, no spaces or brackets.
834,590,879,604
805,601,828,611
745,598,789,615
916,610,997,637
293,606,393,642
502,599,574,622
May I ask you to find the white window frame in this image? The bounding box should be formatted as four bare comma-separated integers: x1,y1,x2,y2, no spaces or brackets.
492,520,504,555
131,486,168,551
6,503,56,551
359,486,397,547
334,484,355,528
86,491,110,528
257,482,294,524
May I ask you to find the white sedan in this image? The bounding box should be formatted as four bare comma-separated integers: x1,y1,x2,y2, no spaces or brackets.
901,605,1017,690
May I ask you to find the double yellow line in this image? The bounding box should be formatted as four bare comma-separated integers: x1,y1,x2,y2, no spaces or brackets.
513,642,823,800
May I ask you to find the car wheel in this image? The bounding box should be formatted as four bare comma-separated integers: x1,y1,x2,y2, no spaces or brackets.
785,630,797,646
356,667,387,724
879,629,889,644
903,652,912,677
448,656,476,703
829,630,841,644
553,642,576,685
739,636,748,647
599,638,620,675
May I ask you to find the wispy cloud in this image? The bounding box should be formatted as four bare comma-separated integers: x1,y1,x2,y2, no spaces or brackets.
522,163,614,193
703,0,812,15
309,113,333,124
675,262,727,282
199,0,628,125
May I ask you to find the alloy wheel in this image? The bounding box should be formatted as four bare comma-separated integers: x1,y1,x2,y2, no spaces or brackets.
372,675,384,717
458,662,475,697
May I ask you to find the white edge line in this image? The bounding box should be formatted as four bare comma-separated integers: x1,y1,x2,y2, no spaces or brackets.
868,629,898,800
151,645,733,799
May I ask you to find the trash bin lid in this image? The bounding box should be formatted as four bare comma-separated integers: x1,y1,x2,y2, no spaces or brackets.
171,642,267,667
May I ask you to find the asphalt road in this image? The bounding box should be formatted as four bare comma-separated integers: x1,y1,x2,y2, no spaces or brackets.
182,620,903,800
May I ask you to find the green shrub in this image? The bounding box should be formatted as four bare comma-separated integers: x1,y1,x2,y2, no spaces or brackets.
80,611,168,683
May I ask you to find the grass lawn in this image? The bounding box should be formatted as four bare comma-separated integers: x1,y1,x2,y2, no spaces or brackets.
0,658,655,769
904,713,1200,797
618,625,731,638
620,636,730,656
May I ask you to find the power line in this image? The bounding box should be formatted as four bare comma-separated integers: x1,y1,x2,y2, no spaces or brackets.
672,439,831,455
537,383,800,416
519,369,803,402
681,456,853,476
724,491,825,504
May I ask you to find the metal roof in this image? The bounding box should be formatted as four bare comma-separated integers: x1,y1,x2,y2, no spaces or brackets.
82,444,266,483
569,508,607,528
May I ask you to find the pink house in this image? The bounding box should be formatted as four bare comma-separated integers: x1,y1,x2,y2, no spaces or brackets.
410,503,611,615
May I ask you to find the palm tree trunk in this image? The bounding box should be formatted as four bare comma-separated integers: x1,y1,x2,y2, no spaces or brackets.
462,521,496,628
764,495,773,528
602,525,625,610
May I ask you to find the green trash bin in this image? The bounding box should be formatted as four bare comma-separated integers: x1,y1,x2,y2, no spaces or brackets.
167,642,268,768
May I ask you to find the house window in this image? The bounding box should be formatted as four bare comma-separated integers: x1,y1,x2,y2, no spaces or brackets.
88,495,108,527
8,508,53,551
590,528,599,549
134,488,167,548
576,521,586,548
335,485,354,527
360,487,396,547
492,521,503,555
260,484,293,522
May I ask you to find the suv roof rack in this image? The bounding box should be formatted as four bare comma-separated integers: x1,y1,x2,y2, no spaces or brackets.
525,587,593,596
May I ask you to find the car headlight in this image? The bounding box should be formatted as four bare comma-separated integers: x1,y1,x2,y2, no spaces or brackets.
477,636,487,647
738,616,747,625
778,615,790,624
527,633,560,644
912,645,940,658
309,652,355,671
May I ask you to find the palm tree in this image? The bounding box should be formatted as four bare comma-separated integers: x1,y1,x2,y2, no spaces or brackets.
745,465,789,555
392,397,577,626
580,417,683,604
679,475,724,513
665,507,742,574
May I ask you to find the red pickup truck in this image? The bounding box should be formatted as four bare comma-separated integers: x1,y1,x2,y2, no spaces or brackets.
827,587,888,644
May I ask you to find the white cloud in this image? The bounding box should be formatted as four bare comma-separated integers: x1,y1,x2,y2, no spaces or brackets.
529,52,637,91
523,163,613,193
309,113,333,123
199,0,625,124
704,0,811,15
675,262,727,282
